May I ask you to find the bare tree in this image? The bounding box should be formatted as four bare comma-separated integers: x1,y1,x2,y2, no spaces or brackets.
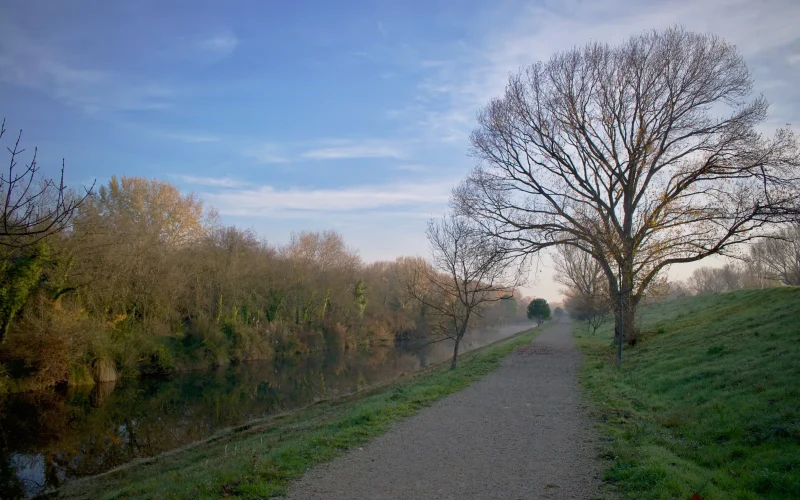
455,26,800,348
687,265,738,295
402,214,522,369
553,245,612,335
0,119,92,249
748,224,800,285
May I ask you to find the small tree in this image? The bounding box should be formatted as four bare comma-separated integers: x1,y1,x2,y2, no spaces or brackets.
402,213,522,369
527,298,551,325
1,119,92,250
553,306,564,318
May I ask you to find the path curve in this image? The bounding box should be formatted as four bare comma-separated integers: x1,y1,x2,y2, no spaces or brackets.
286,320,603,500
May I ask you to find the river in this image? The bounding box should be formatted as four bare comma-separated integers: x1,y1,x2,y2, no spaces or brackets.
0,323,531,498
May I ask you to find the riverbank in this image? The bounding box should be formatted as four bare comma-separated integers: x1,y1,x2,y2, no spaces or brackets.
576,288,800,499
58,325,541,499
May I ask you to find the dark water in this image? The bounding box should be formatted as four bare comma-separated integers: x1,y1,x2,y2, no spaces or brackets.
0,324,530,498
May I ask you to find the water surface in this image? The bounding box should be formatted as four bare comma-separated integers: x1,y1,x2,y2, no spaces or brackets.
0,324,530,498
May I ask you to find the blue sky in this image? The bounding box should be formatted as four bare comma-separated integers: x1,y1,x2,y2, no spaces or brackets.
2,0,799,301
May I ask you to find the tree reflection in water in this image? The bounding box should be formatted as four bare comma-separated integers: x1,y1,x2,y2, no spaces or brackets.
0,324,526,498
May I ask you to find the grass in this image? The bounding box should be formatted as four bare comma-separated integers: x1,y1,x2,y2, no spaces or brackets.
58,326,540,499
576,287,800,500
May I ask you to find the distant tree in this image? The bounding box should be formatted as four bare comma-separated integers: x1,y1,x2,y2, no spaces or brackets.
687,263,747,295
455,26,800,349
402,213,522,369
527,298,551,325
553,244,613,335
0,119,92,250
553,306,563,318
748,224,800,286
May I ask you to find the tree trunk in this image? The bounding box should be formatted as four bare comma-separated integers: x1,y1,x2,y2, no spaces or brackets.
613,289,639,345
450,336,461,369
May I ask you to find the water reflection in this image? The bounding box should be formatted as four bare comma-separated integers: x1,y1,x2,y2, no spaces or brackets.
0,324,529,498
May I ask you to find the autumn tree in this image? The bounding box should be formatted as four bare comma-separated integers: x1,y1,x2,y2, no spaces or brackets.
402,214,521,369
69,176,210,326
456,26,800,347
526,298,551,325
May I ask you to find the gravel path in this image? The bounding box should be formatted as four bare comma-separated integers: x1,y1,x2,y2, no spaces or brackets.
286,320,603,500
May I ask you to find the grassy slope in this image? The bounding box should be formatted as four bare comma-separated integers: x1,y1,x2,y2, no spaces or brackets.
577,287,800,499
59,327,540,500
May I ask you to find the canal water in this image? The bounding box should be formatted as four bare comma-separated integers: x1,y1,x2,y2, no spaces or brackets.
0,324,531,498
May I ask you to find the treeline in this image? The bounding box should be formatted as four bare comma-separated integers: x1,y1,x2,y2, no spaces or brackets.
0,176,528,391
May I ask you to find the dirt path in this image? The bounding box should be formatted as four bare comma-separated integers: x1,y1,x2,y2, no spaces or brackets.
286,320,603,500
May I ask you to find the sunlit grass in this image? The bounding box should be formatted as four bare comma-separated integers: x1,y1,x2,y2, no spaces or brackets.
60,327,540,499
576,287,800,499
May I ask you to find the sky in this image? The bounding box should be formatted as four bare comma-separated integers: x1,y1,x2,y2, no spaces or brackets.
1,0,799,302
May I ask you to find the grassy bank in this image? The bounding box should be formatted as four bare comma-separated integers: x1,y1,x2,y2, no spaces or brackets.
576,288,800,499
59,326,540,499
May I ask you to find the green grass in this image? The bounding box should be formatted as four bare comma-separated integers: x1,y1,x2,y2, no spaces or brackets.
59,327,540,499
576,287,800,500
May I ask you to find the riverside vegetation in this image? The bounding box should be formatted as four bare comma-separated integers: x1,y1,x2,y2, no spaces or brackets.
577,287,800,499
0,176,530,393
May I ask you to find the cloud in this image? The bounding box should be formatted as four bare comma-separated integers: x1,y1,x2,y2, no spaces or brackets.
301,140,405,160
407,0,800,144
243,139,409,163
164,132,220,143
393,164,431,172
173,175,244,188
0,19,174,113
243,142,290,164
203,180,453,217
198,33,239,57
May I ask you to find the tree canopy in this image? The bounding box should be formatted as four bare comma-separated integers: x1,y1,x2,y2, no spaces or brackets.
527,298,551,325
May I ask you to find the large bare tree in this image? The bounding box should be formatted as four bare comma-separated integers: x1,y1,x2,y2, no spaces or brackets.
455,26,800,345
402,214,522,369
1,119,92,250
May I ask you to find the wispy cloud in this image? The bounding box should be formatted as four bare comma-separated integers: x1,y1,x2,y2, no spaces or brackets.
243,138,409,163
301,140,405,160
0,19,174,114
393,164,430,172
203,180,452,217
164,132,220,143
243,142,290,164
406,0,800,144
198,33,239,57
173,175,245,188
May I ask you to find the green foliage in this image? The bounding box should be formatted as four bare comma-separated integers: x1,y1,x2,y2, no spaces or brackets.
59,327,540,499
553,306,563,317
576,288,800,499
354,279,367,319
526,298,551,325
0,244,49,342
